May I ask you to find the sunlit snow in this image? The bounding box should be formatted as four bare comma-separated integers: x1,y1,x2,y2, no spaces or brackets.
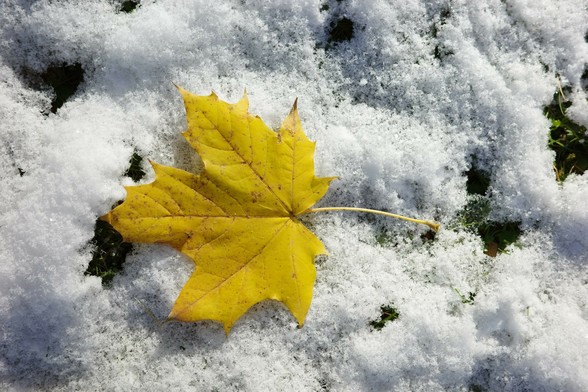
1,0,587,391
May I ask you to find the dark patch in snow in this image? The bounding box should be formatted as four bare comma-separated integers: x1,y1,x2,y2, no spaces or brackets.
119,0,140,13
124,151,146,182
329,17,354,43
370,305,400,330
40,63,85,113
85,220,133,285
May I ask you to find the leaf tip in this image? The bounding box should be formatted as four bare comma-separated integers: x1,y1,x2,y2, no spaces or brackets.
237,89,249,111
165,315,176,323
173,83,188,95
292,311,307,329
290,97,299,115
99,212,112,224
280,98,302,133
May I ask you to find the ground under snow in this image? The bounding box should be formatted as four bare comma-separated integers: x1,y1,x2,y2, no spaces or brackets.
1,0,588,391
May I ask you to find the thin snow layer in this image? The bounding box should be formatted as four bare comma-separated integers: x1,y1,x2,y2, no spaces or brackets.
1,0,587,391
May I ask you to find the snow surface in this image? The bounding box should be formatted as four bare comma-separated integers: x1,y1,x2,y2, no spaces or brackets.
1,0,588,390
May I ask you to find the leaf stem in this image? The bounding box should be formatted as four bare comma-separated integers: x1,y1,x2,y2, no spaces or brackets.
302,207,440,232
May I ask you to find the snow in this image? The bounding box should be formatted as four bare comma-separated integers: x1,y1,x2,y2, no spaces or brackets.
1,0,587,390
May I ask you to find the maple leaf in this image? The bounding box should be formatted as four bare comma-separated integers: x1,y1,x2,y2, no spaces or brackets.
103,87,334,333
102,87,439,334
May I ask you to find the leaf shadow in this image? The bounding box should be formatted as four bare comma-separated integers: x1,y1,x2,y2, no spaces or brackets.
111,245,228,353
466,352,566,392
154,321,227,355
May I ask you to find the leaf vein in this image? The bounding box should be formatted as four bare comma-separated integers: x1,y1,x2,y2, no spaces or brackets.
198,106,291,213
173,219,291,319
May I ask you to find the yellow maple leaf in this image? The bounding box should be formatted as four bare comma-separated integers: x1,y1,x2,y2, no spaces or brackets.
102,87,439,334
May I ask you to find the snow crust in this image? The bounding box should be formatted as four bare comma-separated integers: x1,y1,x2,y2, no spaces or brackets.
1,0,587,390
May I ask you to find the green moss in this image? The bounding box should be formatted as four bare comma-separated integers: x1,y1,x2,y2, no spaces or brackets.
544,87,588,182
454,288,476,305
457,165,522,256
458,195,491,228
120,0,140,13
85,151,146,284
370,305,400,330
478,221,522,255
124,151,146,182
85,220,132,285
375,231,395,247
